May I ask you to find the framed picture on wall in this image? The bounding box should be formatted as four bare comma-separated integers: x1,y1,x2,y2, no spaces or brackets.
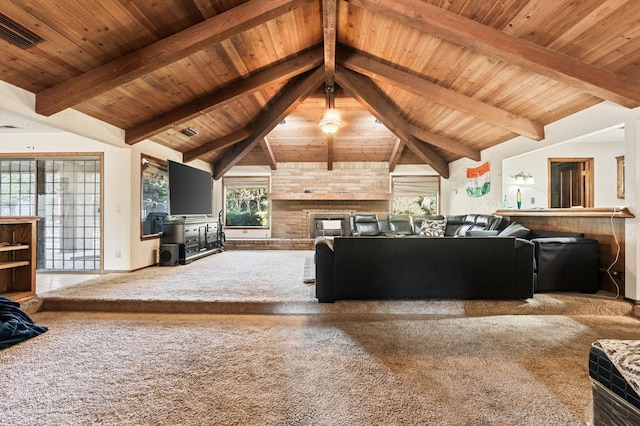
616,155,625,199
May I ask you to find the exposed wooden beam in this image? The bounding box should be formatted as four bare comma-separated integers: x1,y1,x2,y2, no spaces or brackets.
322,0,337,87
335,66,449,178
340,50,545,141
326,134,334,170
183,128,252,163
388,138,404,172
260,137,278,170
213,67,325,179
349,0,640,108
409,125,481,161
35,0,314,116
126,47,323,145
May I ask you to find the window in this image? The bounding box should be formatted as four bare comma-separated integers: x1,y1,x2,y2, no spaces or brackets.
223,176,269,227
392,175,440,215
0,159,36,216
141,155,169,237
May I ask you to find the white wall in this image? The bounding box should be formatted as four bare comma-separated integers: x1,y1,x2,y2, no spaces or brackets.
442,101,638,215
626,118,639,300
0,81,213,271
503,139,624,209
0,131,132,271
128,141,213,269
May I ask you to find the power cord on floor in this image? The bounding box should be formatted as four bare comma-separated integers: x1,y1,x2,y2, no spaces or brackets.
602,207,622,299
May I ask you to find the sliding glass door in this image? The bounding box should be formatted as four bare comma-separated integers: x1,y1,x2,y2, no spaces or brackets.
0,157,101,271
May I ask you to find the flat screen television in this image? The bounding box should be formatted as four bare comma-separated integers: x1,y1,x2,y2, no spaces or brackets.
168,160,213,216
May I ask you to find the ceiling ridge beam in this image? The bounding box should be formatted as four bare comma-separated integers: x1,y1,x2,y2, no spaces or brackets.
183,128,253,163
322,0,337,87
35,0,314,116
348,0,640,108
339,49,545,141
125,47,323,145
212,66,325,179
335,66,449,178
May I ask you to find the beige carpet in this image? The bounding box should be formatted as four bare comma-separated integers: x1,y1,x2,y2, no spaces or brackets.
4,250,637,425
2,311,639,425
33,250,634,317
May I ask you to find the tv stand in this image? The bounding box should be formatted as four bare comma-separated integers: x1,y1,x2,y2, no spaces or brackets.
161,216,223,264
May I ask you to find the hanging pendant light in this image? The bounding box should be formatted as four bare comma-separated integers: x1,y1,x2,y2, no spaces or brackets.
319,85,340,135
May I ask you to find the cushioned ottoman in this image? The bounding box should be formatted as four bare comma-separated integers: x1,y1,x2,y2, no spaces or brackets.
589,340,640,425
533,237,599,293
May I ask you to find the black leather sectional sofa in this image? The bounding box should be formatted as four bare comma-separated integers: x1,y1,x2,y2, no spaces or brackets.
350,213,504,237
315,235,534,302
315,213,600,302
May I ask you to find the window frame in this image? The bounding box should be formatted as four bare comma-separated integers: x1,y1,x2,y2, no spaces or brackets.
391,175,441,215
140,154,169,240
223,176,270,229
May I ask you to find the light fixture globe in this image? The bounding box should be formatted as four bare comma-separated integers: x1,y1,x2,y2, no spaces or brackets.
319,108,340,135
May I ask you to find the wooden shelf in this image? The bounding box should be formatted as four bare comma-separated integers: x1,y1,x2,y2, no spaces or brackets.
494,207,634,218
0,217,39,301
269,192,392,201
0,244,29,252
0,260,29,270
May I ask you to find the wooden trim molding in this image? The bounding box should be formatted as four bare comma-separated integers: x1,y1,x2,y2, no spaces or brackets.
494,208,634,218
269,192,391,201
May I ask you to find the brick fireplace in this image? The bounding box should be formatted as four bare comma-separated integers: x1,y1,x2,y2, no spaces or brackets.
268,162,392,239
308,213,351,238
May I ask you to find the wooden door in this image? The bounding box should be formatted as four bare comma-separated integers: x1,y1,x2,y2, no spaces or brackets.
549,158,594,208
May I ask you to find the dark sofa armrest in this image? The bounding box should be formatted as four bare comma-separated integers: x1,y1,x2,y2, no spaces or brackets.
514,238,535,298
314,237,335,302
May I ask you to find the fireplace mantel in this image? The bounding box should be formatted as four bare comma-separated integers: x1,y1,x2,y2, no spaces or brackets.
269,192,391,201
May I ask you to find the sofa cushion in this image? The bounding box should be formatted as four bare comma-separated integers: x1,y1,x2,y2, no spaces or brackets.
387,214,413,235
418,219,446,237
499,222,531,238
353,214,381,236
413,215,445,234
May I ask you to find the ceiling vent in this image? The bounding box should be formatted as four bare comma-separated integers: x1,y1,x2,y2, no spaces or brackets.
179,127,199,138
0,13,43,49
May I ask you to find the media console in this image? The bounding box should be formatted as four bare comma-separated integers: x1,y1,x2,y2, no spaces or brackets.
161,216,224,265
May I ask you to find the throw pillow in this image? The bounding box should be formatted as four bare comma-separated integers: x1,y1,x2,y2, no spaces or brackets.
498,222,531,238
418,219,446,237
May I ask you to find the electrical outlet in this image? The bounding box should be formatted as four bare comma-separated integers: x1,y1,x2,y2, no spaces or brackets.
530,197,535,205
115,250,121,258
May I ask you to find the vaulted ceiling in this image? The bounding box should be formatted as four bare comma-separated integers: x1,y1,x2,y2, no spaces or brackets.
2,0,640,179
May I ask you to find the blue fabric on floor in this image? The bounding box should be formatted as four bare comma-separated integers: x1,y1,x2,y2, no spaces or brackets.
0,296,47,350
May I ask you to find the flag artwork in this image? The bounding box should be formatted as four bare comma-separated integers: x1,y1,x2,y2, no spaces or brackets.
466,162,491,198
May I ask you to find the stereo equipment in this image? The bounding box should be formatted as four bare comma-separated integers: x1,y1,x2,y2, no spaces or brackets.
159,244,180,266
161,216,223,264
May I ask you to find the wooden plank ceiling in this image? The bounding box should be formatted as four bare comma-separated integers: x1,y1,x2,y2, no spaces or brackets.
2,0,640,179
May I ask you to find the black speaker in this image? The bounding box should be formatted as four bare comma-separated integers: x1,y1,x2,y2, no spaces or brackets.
159,244,180,266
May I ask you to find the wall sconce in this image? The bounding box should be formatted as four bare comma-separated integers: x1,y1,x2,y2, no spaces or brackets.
319,85,340,135
510,171,535,185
